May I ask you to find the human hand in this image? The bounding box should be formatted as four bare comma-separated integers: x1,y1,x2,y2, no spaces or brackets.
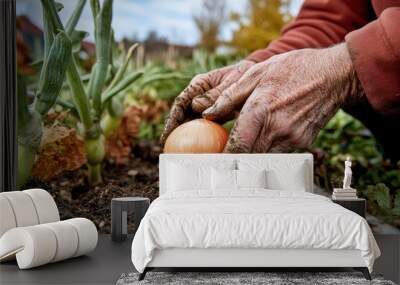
202,43,364,153
160,60,255,144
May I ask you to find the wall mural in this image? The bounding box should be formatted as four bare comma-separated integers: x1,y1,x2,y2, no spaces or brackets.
15,0,400,234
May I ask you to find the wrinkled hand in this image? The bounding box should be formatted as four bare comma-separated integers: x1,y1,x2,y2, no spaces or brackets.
160,60,255,144
203,43,364,153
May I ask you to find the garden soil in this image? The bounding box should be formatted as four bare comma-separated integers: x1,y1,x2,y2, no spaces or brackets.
24,140,161,233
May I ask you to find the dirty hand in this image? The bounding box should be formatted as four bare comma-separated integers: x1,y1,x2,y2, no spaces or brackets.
160,60,255,144
203,43,364,153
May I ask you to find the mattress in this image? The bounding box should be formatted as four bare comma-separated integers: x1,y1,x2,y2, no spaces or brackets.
131,190,380,273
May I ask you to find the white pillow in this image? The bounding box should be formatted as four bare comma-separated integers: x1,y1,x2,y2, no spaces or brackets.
211,168,236,190
236,169,267,189
238,159,307,191
166,159,236,192
167,162,211,191
211,169,267,191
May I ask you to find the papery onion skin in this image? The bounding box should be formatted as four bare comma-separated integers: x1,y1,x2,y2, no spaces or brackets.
164,119,229,153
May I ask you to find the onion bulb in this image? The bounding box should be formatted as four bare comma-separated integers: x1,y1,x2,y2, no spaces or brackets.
164,119,228,153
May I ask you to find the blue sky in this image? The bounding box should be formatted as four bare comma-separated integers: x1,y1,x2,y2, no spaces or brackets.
17,0,303,45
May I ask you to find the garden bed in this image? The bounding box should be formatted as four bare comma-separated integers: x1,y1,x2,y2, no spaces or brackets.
24,140,161,233
23,137,400,233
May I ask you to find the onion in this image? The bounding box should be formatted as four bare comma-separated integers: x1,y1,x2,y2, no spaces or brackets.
164,119,229,153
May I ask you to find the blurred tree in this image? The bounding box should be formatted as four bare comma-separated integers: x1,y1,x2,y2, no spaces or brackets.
230,0,292,53
194,0,226,52
144,30,168,44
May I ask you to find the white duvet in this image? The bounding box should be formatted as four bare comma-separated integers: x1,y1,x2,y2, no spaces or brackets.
131,190,380,273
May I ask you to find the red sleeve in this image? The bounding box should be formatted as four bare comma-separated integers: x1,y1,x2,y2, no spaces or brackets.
345,7,400,116
247,0,371,62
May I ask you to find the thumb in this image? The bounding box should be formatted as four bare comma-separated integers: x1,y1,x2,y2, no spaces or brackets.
202,69,260,122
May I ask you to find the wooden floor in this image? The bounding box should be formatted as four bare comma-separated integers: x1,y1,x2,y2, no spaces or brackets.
0,234,134,285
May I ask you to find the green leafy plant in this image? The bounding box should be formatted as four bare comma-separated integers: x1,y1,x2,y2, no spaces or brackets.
17,20,72,187
125,51,239,141
365,184,400,221
41,0,144,184
313,110,400,227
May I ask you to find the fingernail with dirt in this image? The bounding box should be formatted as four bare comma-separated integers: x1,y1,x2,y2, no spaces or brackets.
203,104,217,116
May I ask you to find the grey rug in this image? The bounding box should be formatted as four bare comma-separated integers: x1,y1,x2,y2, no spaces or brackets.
116,272,395,285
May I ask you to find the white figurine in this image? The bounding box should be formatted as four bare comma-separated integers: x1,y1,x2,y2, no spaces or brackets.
343,157,353,189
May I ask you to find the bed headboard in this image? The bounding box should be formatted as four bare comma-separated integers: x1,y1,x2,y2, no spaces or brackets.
159,153,314,195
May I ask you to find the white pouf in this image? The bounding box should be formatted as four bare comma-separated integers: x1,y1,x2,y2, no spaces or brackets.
24,189,60,223
0,189,60,236
42,221,79,262
0,218,98,269
0,196,17,237
0,189,98,269
1,191,39,227
0,225,57,268
65,218,98,257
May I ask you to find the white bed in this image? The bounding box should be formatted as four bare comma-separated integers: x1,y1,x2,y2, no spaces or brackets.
131,154,380,280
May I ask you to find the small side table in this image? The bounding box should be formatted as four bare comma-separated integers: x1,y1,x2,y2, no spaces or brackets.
332,198,366,218
111,197,150,242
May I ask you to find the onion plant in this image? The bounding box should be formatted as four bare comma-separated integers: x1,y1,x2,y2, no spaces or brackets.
41,0,144,185
17,26,72,187
20,0,182,186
